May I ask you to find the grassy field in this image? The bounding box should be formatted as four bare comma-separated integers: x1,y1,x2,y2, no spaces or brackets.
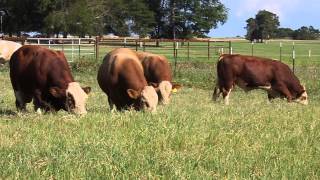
1,40,320,178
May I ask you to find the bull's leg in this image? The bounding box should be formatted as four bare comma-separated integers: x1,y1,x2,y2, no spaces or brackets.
222,88,232,105
212,84,221,101
220,82,233,105
274,84,293,102
267,92,275,101
14,90,31,111
33,90,52,113
108,96,115,111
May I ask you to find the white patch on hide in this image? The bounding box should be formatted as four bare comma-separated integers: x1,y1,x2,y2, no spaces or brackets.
66,82,88,115
158,81,172,105
141,86,158,112
224,89,232,105
295,90,308,105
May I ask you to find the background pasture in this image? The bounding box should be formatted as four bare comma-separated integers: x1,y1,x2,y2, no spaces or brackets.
1,40,320,178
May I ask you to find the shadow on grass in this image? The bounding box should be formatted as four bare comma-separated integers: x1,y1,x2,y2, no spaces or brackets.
0,108,17,116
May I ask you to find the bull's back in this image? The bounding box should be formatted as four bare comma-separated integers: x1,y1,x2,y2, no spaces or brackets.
98,49,146,92
10,46,37,91
142,55,172,83
10,45,73,91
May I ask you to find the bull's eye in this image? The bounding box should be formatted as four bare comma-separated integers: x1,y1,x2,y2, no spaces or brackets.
301,96,306,101
66,93,75,111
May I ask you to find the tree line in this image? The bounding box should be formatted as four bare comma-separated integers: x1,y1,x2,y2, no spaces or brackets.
0,0,228,38
245,10,320,42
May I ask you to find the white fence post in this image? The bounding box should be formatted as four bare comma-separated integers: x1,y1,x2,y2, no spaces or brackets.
309,50,311,58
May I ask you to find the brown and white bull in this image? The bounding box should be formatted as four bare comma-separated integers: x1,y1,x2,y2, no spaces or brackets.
97,48,158,112
136,51,180,105
10,45,91,115
0,40,22,64
212,54,308,105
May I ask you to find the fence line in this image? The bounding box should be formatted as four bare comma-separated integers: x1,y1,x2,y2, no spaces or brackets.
3,36,320,75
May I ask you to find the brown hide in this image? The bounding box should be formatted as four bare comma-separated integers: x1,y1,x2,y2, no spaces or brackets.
136,52,172,83
213,54,307,104
10,45,90,114
97,48,158,111
136,51,181,104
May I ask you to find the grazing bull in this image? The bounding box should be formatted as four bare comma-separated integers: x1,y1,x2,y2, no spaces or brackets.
136,51,181,104
0,40,22,64
213,54,308,105
97,48,158,112
10,45,91,115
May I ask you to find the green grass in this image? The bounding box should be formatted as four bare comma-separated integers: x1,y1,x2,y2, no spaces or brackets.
1,40,320,178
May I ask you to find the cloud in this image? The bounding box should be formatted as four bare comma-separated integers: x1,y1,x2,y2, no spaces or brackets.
235,0,301,19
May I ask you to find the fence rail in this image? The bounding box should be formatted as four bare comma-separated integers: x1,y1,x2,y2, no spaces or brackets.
3,36,320,75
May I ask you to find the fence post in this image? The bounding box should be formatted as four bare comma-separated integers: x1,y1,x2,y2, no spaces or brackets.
292,42,295,73
251,42,254,56
309,50,311,58
78,38,81,60
143,40,146,52
207,40,210,61
95,36,99,60
229,41,232,54
62,39,64,52
187,40,190,61
135,40,138,51
173,41,177,77
280,42,282,62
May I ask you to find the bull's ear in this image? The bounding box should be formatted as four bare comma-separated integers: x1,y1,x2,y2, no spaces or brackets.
148,82,160,92
82,86,91,94
127,89,140,99
49,87,65,98
172,83,182,90
149,82,159,88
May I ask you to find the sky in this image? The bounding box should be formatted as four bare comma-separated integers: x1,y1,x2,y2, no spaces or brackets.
208,0,320,37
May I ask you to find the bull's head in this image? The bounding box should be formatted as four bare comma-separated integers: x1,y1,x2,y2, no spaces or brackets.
127,86,158,112
149,81,182,105
50,82,91,115
294,85,308,105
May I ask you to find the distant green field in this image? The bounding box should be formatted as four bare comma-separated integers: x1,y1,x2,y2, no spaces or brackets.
1,40,320,178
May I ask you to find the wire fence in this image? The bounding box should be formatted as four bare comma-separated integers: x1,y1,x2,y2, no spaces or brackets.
2,37,320,89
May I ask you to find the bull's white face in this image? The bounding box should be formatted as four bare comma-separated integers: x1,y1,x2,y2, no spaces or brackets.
66,82,89,115
295,90,308,105
158,81,172,105
141,86,158,112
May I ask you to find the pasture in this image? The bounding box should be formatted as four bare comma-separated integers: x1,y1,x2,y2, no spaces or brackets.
1,40,320,178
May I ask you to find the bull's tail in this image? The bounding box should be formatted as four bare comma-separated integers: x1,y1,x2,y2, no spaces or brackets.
212,56,225,101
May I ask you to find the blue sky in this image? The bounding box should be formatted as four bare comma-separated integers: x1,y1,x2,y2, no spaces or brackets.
208,0,320,37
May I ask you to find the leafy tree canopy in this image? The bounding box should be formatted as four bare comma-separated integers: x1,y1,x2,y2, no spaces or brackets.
1,0,227,38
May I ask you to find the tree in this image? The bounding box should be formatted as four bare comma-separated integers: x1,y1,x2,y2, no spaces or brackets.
245,10,280,42
147,0,228,39
274,28,294,39
41,0,105,37
245,18,258,41
2,0,227,38
2,0,45,36
292,26,320,40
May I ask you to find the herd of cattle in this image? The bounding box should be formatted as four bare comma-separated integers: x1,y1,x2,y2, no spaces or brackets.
0,39,308,115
